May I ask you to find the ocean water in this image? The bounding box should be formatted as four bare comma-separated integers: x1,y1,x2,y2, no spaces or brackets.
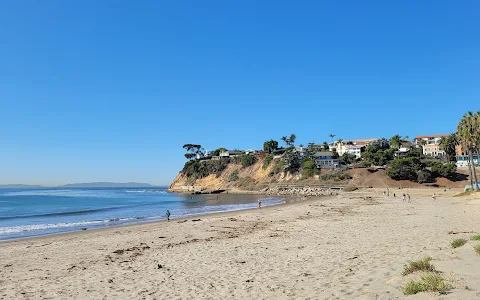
0,188,285,240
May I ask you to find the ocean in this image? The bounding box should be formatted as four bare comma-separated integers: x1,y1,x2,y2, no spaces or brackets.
0,187,285,241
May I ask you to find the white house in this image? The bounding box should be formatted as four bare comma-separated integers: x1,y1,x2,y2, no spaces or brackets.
413,134,448,157
196,150,213,160
219,150,245,157
329,139,377,158
245,149,260,155
343,145,362,158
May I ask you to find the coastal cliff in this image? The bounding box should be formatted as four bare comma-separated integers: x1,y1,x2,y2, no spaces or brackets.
169,156,470,194
169,157,296,193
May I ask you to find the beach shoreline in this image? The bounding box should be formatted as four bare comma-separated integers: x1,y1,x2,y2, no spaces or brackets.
2,188,480,299
0,193,305,244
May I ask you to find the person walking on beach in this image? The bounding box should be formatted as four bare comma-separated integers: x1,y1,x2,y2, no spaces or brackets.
432,193,436,200
402,193,406,202
258,199,262,209
407,194,411,202
393,193,396,199
166,210,171,221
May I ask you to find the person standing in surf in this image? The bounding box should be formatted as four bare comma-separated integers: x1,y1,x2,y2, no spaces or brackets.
166,210,171,221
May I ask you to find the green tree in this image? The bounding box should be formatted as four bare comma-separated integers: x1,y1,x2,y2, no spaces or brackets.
263,139,279,153
262,154,274,169
457,112,479,190
365,138,390,153
303,144,317,161
239,154,257,168
340,152,356,165
228,170,239,181
302,160,320,178
386,157,424,181
322,141,329,150
439,134,457,163
211,147,227,156
283,147,301,173
281,134,297,147
336,138,343,150
289,134,296,146
361,139,394,166
427,161,457,179
182,144,203,160
331,148,339,159
389,134,402,149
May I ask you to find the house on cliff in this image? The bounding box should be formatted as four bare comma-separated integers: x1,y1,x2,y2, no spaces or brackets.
219,150,245,158
314,152,340,169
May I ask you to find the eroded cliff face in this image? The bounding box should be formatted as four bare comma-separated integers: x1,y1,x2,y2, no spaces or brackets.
168,158,470,193
168,158,297,192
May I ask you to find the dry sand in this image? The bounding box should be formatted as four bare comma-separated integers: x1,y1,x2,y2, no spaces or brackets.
1,188,480,299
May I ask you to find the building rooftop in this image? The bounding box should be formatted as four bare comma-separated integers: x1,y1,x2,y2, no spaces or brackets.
315,151,335,157
414,134,449,139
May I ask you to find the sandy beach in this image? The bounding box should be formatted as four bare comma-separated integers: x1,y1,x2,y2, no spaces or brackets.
1,188,480,299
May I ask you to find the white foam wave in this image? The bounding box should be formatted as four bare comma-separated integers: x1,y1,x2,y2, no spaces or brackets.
0,197,286,237
0,220,109,234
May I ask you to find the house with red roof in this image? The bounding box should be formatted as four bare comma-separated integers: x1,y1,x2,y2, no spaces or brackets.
413,134,449,157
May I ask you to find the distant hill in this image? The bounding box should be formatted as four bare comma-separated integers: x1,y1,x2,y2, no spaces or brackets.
60,182,157,188
0,184,45,189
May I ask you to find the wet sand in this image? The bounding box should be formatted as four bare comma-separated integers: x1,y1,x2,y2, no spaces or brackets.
1,188,480,299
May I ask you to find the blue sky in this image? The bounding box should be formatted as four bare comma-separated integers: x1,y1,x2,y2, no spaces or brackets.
0,1,478,186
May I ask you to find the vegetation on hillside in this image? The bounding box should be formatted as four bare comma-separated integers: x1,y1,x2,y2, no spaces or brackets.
178,111,480,189
182,159,230,180
361,138,395,166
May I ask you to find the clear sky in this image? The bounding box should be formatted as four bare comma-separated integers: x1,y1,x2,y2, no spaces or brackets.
0,1,478,186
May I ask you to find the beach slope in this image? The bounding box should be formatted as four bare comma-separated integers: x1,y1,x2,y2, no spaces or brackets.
1,189,480,299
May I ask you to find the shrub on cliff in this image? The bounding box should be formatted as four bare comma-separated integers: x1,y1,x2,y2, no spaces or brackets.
182,159,229,179
283,147,301,173
271,159,285,174
262,154,274,169
229,170,239,181
319,172,352,181
302,160,319,178
240,154,257,168
235,176,257,190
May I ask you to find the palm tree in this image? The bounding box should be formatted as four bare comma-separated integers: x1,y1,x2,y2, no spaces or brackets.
329,134,336,144
288,134,296,147
390,134,402,149
457,112,479,190
468,112,479,190
439,134,457,163
281,136,288,147
474,111,480,187
390,134,410,149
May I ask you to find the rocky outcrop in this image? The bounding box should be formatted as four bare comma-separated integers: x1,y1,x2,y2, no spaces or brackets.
262,186,342,196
